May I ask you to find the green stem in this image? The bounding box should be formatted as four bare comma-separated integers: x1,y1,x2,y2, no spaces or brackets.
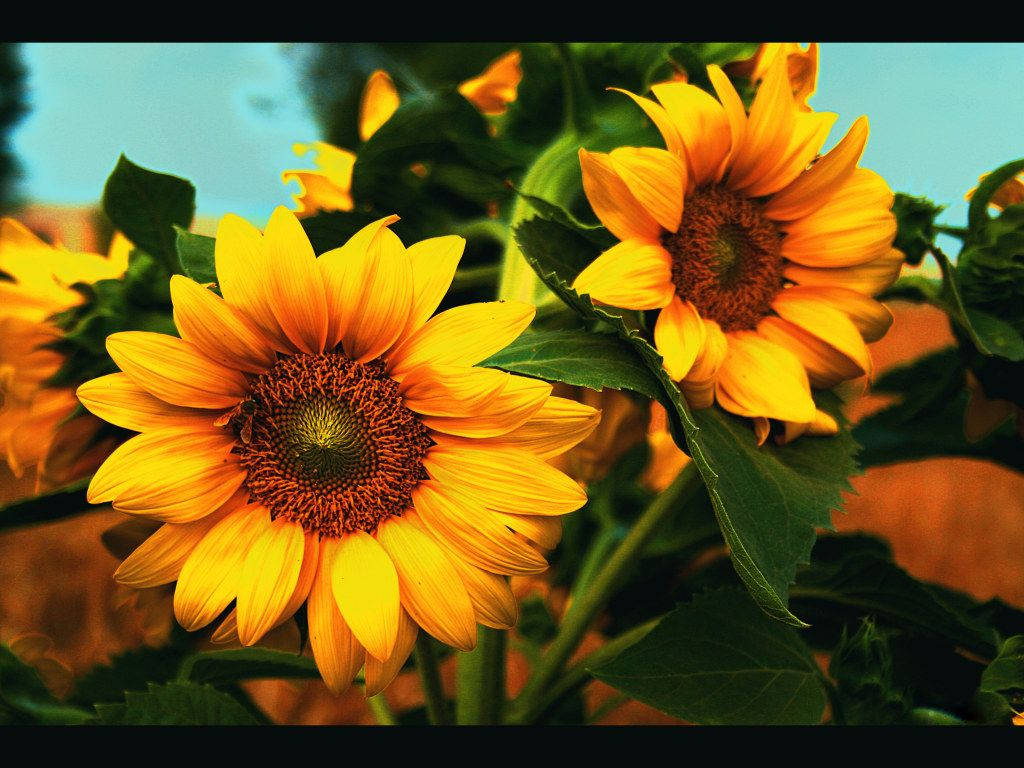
366,693,396,726
456,626,507,724
451,264,501,291
509,462,703,723
414,634,451,725
905,707,966,726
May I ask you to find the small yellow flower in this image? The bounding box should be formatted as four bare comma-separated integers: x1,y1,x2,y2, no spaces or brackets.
729,43,819,110
77,208,599,694
571,54,901,441
965,172,1024,211
0,219,129,492
458,50,523,117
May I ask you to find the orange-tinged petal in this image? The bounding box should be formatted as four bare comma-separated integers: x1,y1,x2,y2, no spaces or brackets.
738,109,836,198
87,429,245,523
331,531,400,661
494,512,563,550
681,319,728,410
400,364,509,416
418,371,552,439
424,436,587,516
412,480,548,574
654,295,705,380
458,50,522,116
473,395,600,459
608,147,686,232
170,275,276,374
651,81,731,188
449,558,518,630
173,503,268,631
777,408,839,446
706,65,746,179
264,206,328,354
715,331,816,423
764,116,869,222
772,291,873,379
375,513,477,651
780,285,893,342
579,148,662,242
757,316,861,389
236,518,307,646
609,88,684,157
783,248,904,297
308,539,365,693
77,373,217,433
402,235,466,340
389,301,535,377
106,332,249,410
359,70,400,142
571,239,675,310
364,609,417,697
282,170,354,217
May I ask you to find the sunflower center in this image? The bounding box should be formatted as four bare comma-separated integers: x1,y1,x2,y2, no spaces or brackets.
661,185,784,331
233,353,432,537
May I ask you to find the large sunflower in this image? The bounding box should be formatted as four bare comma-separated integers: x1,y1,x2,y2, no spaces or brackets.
0,219,129,491
76,208,598,694
571,52,903,441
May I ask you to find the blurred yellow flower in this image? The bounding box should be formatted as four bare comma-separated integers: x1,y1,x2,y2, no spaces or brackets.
965,172,1024,211
729,43,819,110
458,50,523,116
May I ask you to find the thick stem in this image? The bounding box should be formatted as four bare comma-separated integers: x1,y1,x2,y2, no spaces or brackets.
456,626,507,724
509,461,703,723
414,634,451,725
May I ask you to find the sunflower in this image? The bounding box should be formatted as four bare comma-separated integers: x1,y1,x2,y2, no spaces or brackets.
284,51,522,217
571,52,902,441
77,208,598,694
0,219,129,492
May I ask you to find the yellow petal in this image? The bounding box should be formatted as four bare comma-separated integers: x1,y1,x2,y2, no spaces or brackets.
308,539,365,693
777,408,840,446
170,275,276,374
753,417,771,446
364,609,418,697
264,206,328,354
236,518,307,646
448,558,519,630
706,65,746,179
77,373,217,433
87,429,245,523
415,370,552,439
609,88,685,157
281,170,354,218
359,70,400,142
738,109,836,198
458,50,522,116
715,331,816,423
680,319,728,410
388,301,535,378
318,214,401,349
106,332,249,410
472,396,601,459
651,81,731,188
784,248,904,297
654,295,706,380
771,290,873,381
173,503,268,631
401,235,466,340
331,531,400,661
494,512,563,550
412,480,548,574
375,513,477,652
780,285,893,343
424,436,587,516
763,116,869,222
571,239,675,310
607,147,686,232
579,148,662,242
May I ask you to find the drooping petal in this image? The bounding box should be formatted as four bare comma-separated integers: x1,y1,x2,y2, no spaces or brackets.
777,408,839,446
424,436,587,516
494,512,563,550
308,539,365,694
607,147,686,232
330,531,400,661
375,513,477,652
364,609,418,697
264,207,329,354
77,373,217,433
715,331,816,423
779,285,893,342
783,248,904,296
170,275,276,374
654,296,706,380
106,332,249,410
401,235,466,340
772,291,873,377
473,396,600,459
388,301,535,377
680,319,728,409
414,370,552,439
578,148,662,242
609,88,685,157
236,518,307,647
651,81,732,188
173,503,268,631
448,558,518,630
359,70,400,142
411,481,548,574
571,239,675,310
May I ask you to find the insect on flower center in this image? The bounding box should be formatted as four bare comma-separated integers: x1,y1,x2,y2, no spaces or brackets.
661,185,784,331
230,353,432,537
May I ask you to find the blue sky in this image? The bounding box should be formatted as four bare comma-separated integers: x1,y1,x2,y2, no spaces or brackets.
11,43,1024,231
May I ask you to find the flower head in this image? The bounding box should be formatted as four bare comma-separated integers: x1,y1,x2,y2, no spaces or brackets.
571,55,901,440
0,219,129,491
78,208,598,694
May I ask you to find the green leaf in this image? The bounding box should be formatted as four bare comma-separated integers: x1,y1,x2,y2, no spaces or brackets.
0,646,94,725
976,635,1024,724
101,154,196,271
481,329,663,398
0,478,90,531
514,213,860,627
175,227,216,285
591,589,827,725
892,193,944,266
829,618,912,725
94,681,259,725
71,643,188,706
967,157,1024,234
177,648,319,688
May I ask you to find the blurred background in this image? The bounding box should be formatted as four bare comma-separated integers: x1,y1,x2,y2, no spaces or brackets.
1,43,1022,724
